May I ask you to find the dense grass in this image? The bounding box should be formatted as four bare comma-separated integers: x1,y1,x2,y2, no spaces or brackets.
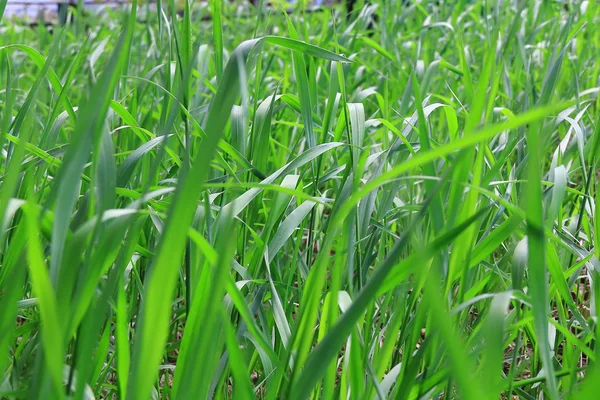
1,0,600,398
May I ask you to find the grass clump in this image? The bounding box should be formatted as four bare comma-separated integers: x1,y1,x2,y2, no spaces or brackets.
1,0,600,398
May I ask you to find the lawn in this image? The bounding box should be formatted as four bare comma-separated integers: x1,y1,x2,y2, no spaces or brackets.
1,0,599,398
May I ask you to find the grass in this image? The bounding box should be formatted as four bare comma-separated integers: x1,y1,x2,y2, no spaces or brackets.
0,0,599,398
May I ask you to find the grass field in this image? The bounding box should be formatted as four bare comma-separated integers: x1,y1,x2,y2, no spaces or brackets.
1,0,600,398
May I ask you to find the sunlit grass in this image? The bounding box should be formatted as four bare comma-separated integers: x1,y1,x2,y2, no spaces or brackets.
1,0,600,398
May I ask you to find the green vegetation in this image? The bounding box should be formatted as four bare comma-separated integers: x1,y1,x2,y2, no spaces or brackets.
1,0,600,398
